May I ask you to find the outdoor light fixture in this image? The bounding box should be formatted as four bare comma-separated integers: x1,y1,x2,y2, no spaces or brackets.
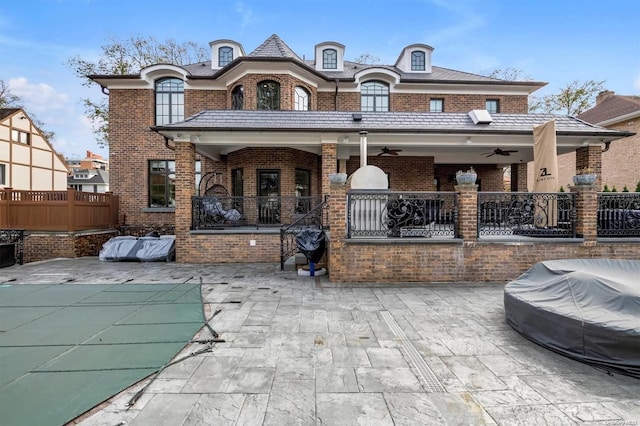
352,113,362,121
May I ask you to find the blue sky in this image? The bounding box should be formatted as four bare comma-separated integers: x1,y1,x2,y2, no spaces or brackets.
1,0,639,159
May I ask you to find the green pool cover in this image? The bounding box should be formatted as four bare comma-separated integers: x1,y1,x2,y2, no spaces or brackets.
0,283,205,426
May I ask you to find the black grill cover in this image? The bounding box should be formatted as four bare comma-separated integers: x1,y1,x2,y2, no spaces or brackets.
504,259,640,378
295,229,326,264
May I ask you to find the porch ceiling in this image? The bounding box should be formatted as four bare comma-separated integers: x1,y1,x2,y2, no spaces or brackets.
191,131,602,165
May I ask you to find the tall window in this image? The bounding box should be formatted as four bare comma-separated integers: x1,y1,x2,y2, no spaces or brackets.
295,168,311,213
155,78,184,125
411,51,426,71
232,85,244,110
430,98,444,113
148,160,200,207
257,80,280,110
0,164,5,185
361,81,389,112
219,46,233,67
232,168,243,196
294,86,310,111
486,99,500,114
323,49,337,69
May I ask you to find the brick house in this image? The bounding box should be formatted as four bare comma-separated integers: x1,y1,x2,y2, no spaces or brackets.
552,91,640,192
0,108,69,190
90,34,635,279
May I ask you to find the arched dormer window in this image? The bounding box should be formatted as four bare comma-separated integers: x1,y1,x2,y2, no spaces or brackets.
155,78,184,125
411,51,426,71
219,46,233,67
361,80,389,112
232,85,244,110
294,86,310,111
323,49,337,69
257,80,280,110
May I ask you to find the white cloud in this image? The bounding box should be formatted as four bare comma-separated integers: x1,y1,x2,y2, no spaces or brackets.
634,74,640,91
8,77,70,114
235,2,260,28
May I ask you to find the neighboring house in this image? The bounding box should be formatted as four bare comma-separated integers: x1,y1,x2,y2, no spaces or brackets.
68,168,109,193
90,34,631,267
0,108,68,190
573,91,639,191
67,150,109,172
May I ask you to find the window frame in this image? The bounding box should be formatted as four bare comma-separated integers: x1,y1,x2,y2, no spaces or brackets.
486,99,500,114
0,163,6,185
430,98,444,113
11,129,30,144
232,85,244,110
257,80,281,110
218,46,233,67
148,160,200,208
323,48,337,69
411,51,426,71
155,78,184,125
361,80,390,112
294,86,310,111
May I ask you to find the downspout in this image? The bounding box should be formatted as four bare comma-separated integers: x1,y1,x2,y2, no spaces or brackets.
334,79,339,111
602,141,611,152
100,85,109,96
164,136,175,151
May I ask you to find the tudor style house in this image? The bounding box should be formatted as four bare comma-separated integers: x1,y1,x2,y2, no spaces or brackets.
91,34,634,276
0,108,68,190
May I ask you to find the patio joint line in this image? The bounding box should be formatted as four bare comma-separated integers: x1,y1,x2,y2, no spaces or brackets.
380,310,446,393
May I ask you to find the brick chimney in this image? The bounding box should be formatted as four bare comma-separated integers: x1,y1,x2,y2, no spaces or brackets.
596,90,615,104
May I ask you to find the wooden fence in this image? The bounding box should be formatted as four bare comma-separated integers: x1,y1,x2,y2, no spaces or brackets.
0,188,119,231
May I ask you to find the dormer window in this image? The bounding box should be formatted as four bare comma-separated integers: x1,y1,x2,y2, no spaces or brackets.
411,51,425,71
218,46,233,67
323,49,337,69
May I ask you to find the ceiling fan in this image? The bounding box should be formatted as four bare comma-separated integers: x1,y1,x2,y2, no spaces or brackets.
378,147,403,156
481,148,519,157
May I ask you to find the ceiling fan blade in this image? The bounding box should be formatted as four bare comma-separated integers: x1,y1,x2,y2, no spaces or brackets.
486,153,496,157
377,152,384,156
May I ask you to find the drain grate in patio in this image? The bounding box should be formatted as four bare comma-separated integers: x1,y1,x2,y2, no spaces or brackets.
380,310,446,393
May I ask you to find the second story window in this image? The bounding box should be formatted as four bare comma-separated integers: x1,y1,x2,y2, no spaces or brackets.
219,46,233,67
155,78,184,125
361,81,389,112
232,85,244,110
323,49,337,69
11,129,30,144
411,51,426,71
486,99,500,114
430,98,444,113
257,80,280,110
294,86,310,111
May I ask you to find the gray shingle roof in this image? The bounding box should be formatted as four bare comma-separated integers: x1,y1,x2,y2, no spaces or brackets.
248,34,303,61
153,110,629,137
0,108,21,121
67,169,109,185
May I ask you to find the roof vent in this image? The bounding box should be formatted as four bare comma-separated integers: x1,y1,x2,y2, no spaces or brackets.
469,109,493,125
352,113,362,121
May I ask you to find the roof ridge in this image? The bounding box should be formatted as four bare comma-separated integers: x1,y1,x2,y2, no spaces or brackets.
248,34,302,61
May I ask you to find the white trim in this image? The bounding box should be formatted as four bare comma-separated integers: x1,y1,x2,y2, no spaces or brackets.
594,110,640,127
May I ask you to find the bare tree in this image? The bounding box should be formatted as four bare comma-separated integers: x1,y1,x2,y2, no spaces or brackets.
0,79,21,109
68,36,208,146
482,68,533,81
537,79,606,116
353,53,381,65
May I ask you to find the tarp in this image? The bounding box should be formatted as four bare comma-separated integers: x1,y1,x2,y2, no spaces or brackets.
533,120,559,226
0,283,204,426
99,235,176,261
504,259,640,378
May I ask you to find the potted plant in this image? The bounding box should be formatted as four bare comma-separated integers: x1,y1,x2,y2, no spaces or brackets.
456,167,477,185
572,167,596,185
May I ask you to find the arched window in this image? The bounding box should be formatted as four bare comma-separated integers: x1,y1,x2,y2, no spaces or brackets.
232,85,244,110
411,51,426,71
323,49,337,69
257,80,280,110
155,78,184,125
219,46,234,67
294,86,310,111
361,81,389,112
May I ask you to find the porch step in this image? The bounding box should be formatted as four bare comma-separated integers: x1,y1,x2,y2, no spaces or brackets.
283,253,307,271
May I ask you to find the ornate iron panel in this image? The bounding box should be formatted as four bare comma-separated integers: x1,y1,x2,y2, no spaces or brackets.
597,193,640,237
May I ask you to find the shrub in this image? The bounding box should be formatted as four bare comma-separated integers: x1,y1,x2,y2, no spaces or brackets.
603,184,611,192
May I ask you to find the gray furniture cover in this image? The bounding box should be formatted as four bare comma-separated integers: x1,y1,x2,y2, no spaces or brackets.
504,259,640,378
99,236,175,262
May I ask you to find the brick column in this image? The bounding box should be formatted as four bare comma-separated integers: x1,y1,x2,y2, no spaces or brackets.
321,143,338,198
572,184,598,244
456,184,478,241
174,142,196,262
511,163,528,192
576,146,603,188
328,179,347,281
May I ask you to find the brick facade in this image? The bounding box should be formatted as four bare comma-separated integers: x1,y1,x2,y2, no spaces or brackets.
22,230,118,263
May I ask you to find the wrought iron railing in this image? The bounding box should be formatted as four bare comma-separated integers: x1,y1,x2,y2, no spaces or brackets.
347,191,458,238
597,193,640,237
280,197,329,269
192,195,324,230
0,229,24,265
478,192,576,238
